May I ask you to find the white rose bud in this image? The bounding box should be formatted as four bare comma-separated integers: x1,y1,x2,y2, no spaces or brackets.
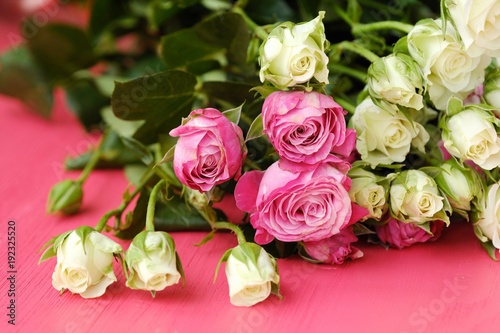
484,68,500,110
442,101,500,170
445,0,500,57
259,11,329,88
433,160,482,213
125,231,183,296
350,98,429,167
220,243,280,307
474,183,500,251
49,227,122,298
367,53,425,110
390,170,450,225
407,18,491,110
348,167,390,221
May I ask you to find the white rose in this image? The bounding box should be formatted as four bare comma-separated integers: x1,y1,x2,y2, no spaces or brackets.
225,243,280,307
407,19,491,110
348,168,389,221
446,0,500,57
390,170,448,224
259,11,329,88
475,183,500,249
434,160,480,212
51,228,122,298
367,53,425,110
442,108,500,170
126,231,182,293
484,68,500,109
351,98,429,167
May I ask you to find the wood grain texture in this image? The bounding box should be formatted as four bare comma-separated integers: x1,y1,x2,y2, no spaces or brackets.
1,12,500,333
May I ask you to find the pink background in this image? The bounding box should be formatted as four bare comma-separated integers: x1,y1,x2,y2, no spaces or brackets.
1,5,500,333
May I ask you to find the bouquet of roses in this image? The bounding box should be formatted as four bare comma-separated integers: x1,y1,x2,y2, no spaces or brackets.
3,0,500,307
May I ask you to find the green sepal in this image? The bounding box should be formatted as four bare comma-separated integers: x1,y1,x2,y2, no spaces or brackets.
246,113,264,142
479,239,498,261
159,144,176,165
214,248,233,283
120,136,155,166
223,104,243,125
75,226,96,255
352,223,376,236
195,230,216,247
38,230,73,264
176,251,186,287
445,96,464,117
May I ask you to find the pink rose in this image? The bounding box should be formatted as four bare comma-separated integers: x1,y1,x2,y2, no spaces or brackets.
376,218,445,249
262,91,355,172
235,161,368,244
302,227,364,264
170,108,247,192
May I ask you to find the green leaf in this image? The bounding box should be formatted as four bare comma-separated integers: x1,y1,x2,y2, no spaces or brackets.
201,81,257,105
115,189,149,239
154,194,212,232
244,0,296,24
89,0,131,43
0,46,53,118
120,136,155,166
145,0,182,30
111,70,197,144
64,77,108,130
65,130,141,170
101,107,145,138
159,12,250,71
25,22,96,84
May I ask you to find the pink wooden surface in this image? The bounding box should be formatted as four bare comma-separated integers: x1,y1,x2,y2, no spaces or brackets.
1,9,500,333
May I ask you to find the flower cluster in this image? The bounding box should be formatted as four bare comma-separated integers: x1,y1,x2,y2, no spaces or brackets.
28,0,500,308
348,0,500,252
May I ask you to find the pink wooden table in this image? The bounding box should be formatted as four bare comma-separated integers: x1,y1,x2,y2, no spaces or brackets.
1,8,500,333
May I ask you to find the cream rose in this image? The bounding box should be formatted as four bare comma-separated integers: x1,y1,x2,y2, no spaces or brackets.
434,160,481,212
446,0,500,57
224,243,280,307
367,53,425,110
348,167,389,221
259,12,329,88
351,98,429,167
475,183,500,250
407,18,491,110
484,68,500,110
390,170,449,225
442,106,500,170
125,231,182,294
51,227,122,298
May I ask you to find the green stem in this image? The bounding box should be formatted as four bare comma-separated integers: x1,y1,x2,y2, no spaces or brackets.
232,6,268,40
352,21,414,35
214,222,246,245
94,167,156,232
333,4,353,26
334,96,356,115
329,63,367,82
145,179,166,231
77,131,108,184
333,41,380,63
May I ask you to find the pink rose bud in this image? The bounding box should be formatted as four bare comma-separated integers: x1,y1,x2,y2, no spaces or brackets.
262,91,356,171
234,161,368,244
302,227,364,265
376,218,445,249
170,108,247,192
